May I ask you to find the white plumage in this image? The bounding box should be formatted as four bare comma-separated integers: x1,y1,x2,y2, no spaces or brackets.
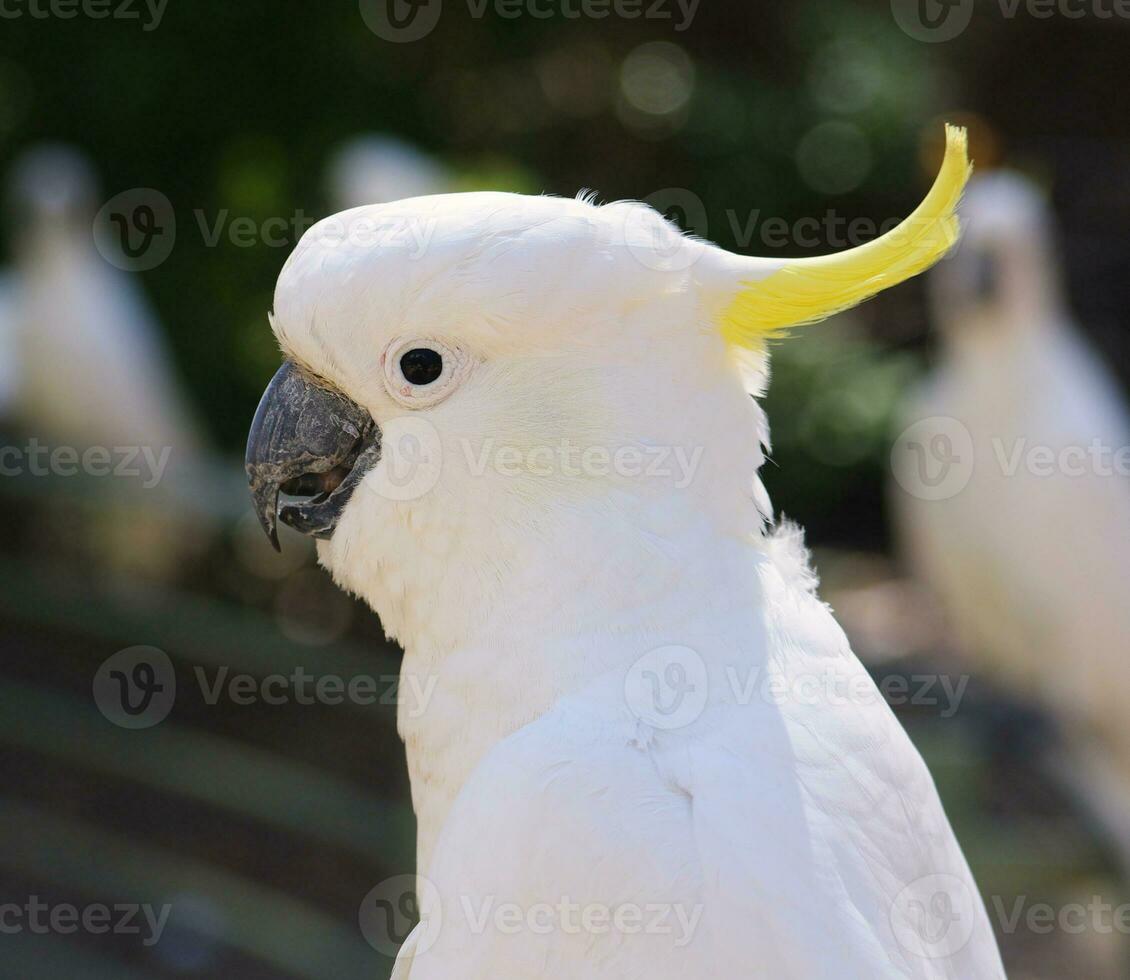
267,129,1003,977
894,168,1130,862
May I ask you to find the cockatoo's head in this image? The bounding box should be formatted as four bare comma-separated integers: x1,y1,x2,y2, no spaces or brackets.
929,169,1062,337
248,127,969,653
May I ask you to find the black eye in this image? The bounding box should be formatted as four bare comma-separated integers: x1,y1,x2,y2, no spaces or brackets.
399,348,444,386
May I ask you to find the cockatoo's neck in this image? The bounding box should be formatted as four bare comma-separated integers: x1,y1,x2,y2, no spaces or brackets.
390,492,769,872
314,314,775,872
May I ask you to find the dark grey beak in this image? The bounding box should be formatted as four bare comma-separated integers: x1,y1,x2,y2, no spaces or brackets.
245,361,381,551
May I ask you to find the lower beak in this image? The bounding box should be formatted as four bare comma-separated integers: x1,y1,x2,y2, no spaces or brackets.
245,361,381,551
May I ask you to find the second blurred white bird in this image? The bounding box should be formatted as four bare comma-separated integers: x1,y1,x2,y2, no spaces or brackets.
326,134,452,212
4,145,203,459
895,169,1130,859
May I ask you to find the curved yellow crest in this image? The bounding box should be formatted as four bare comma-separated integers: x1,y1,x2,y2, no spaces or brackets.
721,124,971,348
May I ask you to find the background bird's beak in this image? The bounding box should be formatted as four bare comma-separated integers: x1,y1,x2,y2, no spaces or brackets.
245,361,381,551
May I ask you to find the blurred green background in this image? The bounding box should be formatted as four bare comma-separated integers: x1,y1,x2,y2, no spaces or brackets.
0,1,1128,977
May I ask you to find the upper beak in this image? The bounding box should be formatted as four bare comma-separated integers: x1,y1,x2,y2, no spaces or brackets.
245,361,381,551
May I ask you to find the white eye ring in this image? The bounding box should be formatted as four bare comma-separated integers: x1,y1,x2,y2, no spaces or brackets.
381,337,470,408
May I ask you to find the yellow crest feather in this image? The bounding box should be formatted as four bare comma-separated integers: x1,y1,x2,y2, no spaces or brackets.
721,124,971,348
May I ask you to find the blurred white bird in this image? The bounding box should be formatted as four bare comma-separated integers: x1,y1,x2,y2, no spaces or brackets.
326,134,452,212
247,126,1004,977
3,144,203,460
894,168,1130,862
0,271,19,417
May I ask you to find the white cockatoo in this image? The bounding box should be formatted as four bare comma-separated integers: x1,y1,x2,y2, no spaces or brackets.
893,168,1130,861
3,144,203,458
327,134,453,212
246,126,1005,978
